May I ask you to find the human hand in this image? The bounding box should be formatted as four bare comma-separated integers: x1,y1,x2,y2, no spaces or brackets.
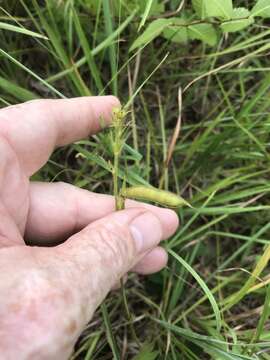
0,97,179,359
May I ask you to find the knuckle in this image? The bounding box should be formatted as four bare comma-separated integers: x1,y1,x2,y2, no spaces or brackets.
89,222,136,271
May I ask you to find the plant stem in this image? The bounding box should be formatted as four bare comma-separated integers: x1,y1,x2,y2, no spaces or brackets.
112,108,141,348
120,278,141,347
113,149,120,210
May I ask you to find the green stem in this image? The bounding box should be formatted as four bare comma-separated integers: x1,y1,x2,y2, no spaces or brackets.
112,109,141,348
113,149,120,210
120,279,141,347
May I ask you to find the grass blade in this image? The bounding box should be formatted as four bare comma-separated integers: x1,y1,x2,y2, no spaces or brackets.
169,249,222,332
0,21,47,38
0,75,38,102
102,0,118,95
138,0,155,31
0,48,65,98
73,8,103,93
101,303,120,360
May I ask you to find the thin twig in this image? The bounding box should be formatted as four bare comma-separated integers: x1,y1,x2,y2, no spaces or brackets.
151,0,185,19
165,87,182,168
128,66,138,152
132,51,141,91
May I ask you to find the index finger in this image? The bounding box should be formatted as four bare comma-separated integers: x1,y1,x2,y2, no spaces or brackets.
0,96,120,175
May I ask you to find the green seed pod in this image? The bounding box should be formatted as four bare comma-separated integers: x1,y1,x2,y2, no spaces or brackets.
121,186,192,208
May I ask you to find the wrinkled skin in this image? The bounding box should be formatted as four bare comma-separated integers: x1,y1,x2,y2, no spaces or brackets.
0,97,179,360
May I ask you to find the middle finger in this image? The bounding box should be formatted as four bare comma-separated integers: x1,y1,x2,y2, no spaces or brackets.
25,182,179,246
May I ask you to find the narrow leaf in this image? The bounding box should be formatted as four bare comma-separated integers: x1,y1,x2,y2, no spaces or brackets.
224,243,270,310
192,0,207,18
205,0,233,20
251,0,270,18
188,23,217,46
73,9,103,93
101,304,120,360
138,0,155,31
0,76,38,102
0,48,65,99
130,18,171,51
162,17,188,44
253,284,270,342
103,0,118,95
0,21,47,39
132,343,158,360
168,249,222,331
221,8,254,33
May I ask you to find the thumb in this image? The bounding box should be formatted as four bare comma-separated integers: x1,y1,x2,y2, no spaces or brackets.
57,207,178,314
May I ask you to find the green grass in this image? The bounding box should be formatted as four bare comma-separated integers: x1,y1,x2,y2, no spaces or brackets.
1,0,270,359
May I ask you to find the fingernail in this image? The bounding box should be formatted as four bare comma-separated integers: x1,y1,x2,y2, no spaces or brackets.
130,212,163,253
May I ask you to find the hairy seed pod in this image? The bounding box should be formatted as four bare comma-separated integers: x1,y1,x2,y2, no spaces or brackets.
121,186,192,208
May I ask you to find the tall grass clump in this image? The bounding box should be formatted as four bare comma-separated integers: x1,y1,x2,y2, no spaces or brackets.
1,0,270,358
